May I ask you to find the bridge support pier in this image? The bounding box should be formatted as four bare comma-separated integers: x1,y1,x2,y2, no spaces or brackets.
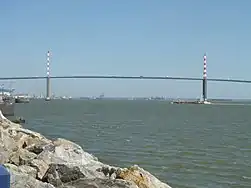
46,77,50,101
202,78,207,102
45,51,51,101
202,53,208,103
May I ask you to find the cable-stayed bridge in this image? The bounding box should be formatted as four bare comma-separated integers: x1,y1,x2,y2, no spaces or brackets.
2,51,248,102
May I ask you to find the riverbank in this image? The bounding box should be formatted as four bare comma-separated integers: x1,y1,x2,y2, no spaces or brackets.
0,111,171,188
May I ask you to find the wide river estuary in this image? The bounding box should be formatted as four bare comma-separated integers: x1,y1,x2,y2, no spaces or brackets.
15,99,251,188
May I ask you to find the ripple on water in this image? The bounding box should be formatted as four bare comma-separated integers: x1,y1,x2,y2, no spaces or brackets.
16,100,251,187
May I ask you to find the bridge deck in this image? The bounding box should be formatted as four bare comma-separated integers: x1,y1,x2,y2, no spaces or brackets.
0,76,249,83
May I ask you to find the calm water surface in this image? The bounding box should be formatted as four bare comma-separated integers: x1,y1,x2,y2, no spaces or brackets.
15,100,251,188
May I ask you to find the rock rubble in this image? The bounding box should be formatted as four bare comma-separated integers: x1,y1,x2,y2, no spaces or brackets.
0,111,172,188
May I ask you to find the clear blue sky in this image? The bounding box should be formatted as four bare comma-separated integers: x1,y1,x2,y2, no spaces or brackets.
1,0,251,98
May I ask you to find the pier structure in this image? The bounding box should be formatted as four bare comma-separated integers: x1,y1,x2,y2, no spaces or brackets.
45,51,51,101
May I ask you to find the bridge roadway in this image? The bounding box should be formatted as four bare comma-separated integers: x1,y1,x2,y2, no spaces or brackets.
0,75,250,83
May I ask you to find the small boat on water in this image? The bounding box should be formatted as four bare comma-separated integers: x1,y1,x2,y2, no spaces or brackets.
14,94,30,103
15,97,30,103
45,97,51,101
12,117,25,124
15,98,29,103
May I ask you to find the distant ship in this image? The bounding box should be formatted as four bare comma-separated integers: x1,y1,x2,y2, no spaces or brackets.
45,97,51,101
60,96,72,100
14,94,30,103
94,93,105,100
15,98,30,103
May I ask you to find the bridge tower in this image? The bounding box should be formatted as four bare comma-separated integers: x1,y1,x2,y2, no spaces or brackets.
45,51,51,101
202,53,207,102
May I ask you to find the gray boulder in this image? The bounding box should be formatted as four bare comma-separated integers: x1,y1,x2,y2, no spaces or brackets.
4,164,55,188
42,163,85,186
61,178,139,188
36,138,111,179
4,163,37,178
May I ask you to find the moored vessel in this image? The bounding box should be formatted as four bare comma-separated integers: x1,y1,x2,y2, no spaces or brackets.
15,98,30,103
171,99,211,105
45,97,51,101
14,95,30,103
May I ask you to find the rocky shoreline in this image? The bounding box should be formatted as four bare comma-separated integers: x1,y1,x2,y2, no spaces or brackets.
0,111,172,188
